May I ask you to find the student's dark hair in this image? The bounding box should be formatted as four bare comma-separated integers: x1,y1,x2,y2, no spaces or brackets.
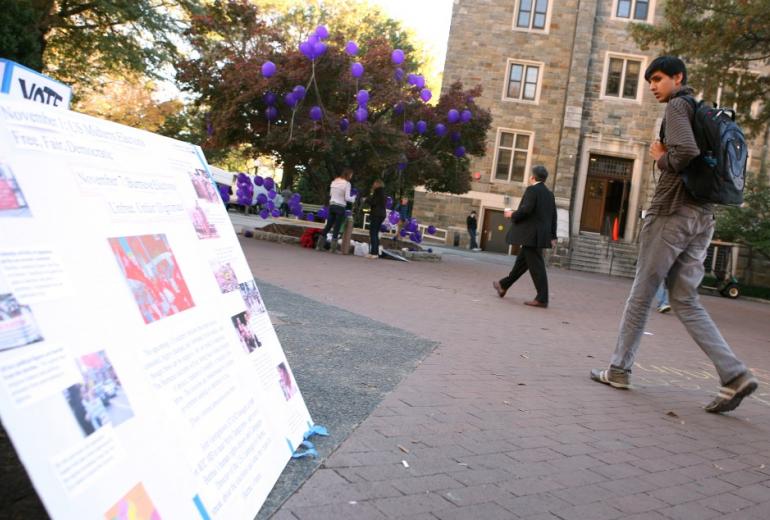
340,167,354,180
532,165,548,182
644,56,687,84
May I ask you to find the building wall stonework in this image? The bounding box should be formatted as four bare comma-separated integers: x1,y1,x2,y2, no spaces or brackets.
428,0,770,271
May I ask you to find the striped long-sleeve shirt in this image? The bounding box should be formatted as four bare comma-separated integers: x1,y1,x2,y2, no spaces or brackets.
647,87,705,216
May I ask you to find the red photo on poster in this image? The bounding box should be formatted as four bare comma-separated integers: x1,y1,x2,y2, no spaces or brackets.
108,234,194,324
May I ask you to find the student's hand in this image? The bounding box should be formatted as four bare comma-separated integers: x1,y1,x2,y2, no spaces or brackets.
650,140,667,161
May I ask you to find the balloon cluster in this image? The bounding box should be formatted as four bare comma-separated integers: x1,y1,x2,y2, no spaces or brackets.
380,210,437,245
299,26,329,60
235,173,254,205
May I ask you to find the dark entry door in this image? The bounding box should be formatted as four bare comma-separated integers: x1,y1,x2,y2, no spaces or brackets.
580,177,606,232
580,155,633,237
482,209,510,253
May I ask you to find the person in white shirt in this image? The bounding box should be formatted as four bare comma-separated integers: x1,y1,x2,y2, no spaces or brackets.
317,168,356,253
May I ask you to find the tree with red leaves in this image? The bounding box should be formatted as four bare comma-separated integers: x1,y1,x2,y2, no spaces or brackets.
176,0,491,203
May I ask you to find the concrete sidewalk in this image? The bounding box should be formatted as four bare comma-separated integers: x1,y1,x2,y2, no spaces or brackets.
241,238,770,520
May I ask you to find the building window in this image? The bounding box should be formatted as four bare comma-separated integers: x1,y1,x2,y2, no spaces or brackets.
504,60,542,102
515,0,549,31
493,130,531,183
613,0,655,22
602,55,643,101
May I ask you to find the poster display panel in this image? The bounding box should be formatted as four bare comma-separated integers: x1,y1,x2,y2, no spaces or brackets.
0,98,312,519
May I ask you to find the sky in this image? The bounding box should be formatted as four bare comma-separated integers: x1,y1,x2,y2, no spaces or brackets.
368,0,455,78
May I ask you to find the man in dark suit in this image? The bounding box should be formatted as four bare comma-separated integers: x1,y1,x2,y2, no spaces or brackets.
492,165,557,308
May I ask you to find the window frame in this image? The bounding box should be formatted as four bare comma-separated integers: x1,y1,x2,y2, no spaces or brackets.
501,59,545,104
491,128,535,185
610,0,657,23
512,0,553,34
599,52,646,104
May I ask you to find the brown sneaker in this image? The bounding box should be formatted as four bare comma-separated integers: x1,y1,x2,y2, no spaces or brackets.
705,370,758,413
492,281,506,298
590,367,631,389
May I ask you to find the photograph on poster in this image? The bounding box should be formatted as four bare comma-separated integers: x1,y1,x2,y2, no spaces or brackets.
211,261,238,293
190,204,218,239
239,279,266,317
189,168,219,204
108,234,195,324
277,362,296,401
64,350,134,437
0,163,31,217
0,293,44,351
104,482,162,520
231,311,261,353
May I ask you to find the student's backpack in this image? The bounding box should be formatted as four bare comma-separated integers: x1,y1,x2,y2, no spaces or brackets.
661,93,748,205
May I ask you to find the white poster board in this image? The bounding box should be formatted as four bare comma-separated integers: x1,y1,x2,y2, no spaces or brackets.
0,59,72,109
0,98,313,519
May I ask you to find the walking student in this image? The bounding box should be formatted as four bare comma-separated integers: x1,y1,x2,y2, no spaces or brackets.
367,179,386,258
590,56,757,413
492,165,557,308
466,210,479,250
316,168,356,253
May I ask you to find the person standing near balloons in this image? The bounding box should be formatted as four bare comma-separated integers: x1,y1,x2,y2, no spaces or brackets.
316,168,356,253
367,179,386,259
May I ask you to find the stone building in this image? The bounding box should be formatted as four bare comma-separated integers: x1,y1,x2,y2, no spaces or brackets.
414,0,770,276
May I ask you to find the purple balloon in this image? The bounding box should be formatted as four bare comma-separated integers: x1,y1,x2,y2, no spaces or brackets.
461,109,472,123
447,109,460,123
391,49,405,64
315,25,329,39
339,117,349,131
284,92,297,108
345,41,358,56
293,85,306,99
388,211,400,225
299,41,313,58
386,196,393,209
394,68,404,82
291,193,301,202
355,107,368,122
399,228,409,237
257,193,268,205
237,173,249,183
317,207,328,219
261,61,276,78
271,208,281,218
420,88,432,102
308,35,320,45
259,209,270,219
268,189,277,199
451,131,462,143
416,120,427,134
427,225,436,235
356,89,369,105
264,177,275,190
380,224,389,232
305,212,315,221
264,92,277,105
403,120,415,134
397,160,407,171
265,106,278,121
351,62,364,78
407,73,417,86
309,106,323,121
454,146,466,157
435,123,447,136
253,175,264,186
267,201,275,210
393,102,404,115
313,41,327,58
218,185,230,202
415,75,425,89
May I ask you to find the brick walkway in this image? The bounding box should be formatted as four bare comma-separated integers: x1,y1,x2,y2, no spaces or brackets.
241,239,770,520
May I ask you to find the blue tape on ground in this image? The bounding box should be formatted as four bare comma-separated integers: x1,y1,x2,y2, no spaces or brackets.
303,424,329,439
